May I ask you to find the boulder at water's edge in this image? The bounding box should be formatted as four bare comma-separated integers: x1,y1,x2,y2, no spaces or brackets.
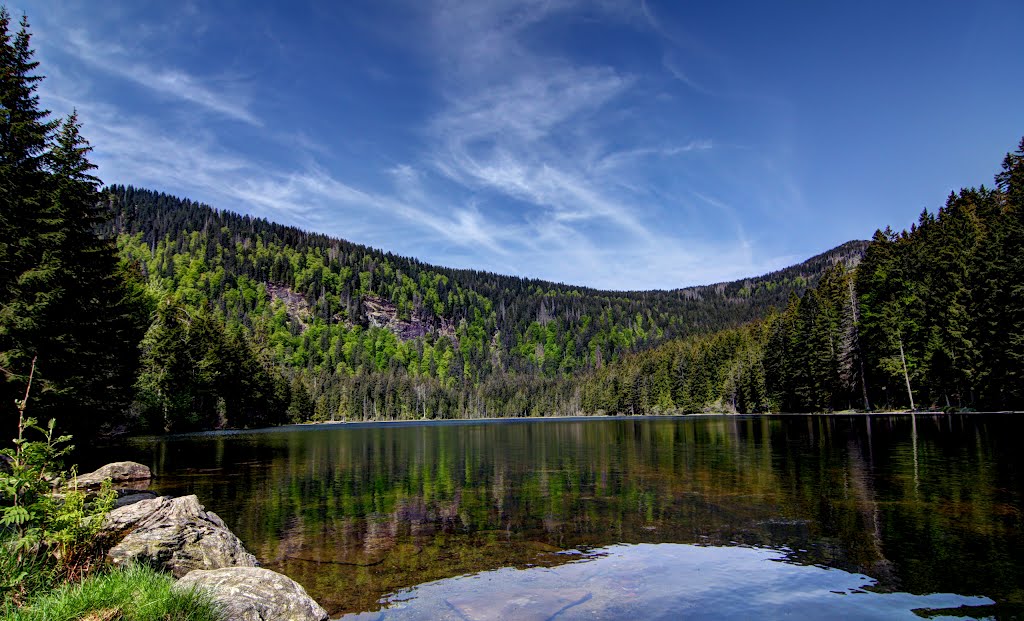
176,567,329,621
103,494,258,577
76,461,151,487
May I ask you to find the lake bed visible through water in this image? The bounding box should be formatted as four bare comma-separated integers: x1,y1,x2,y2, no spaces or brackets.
87,415,1024,619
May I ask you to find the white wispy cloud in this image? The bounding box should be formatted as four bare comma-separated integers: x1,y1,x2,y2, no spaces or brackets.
31,0,803,290
590,139,714,174
410,0,811,288
232,166,511,255
425,1,665,244
32,10,509,256
56,27,260,125
662,52,715,96
418,0,738,286
41,75,507,258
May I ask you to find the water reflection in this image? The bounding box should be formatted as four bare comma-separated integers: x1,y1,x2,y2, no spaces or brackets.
92,415,1024,617
342,544,993,621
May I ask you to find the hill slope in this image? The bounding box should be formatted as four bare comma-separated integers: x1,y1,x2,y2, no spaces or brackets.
103,186,866,356
100,185,867,425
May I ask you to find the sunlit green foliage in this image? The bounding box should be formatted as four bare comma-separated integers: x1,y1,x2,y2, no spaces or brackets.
1,362,115,604
100,186,863,424
588,139,1024,413
1,564,223,621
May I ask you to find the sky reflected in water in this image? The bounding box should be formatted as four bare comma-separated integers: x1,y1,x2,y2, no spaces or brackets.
343,543,993,621
90,414,1024,618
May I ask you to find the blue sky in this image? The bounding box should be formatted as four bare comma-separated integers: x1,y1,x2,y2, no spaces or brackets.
17,0,1024,290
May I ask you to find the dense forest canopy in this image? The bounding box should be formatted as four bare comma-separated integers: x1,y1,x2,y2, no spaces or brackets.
2,8,1023,441
584,147,1024,414
95,187,863,431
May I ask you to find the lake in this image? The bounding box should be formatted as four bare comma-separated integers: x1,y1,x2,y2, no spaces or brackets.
86,414,1024,619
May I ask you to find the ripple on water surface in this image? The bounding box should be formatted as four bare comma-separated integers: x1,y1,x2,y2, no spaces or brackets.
339,543,994,621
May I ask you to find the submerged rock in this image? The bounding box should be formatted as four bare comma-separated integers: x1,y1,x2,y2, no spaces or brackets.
76,461,151,488
446,588,592,621
176,567,329,621
104,495,258,577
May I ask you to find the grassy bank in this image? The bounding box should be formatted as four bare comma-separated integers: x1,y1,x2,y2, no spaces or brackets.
1,564,221,621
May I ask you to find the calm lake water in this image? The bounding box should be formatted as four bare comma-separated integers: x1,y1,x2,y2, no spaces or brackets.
87,415,1024,619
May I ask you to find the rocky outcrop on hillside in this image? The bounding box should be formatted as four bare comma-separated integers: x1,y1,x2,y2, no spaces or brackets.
176,567,329,621
266,282,312,325
265,283,456,344
363,294,456,342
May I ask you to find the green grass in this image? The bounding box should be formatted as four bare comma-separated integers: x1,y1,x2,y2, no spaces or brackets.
1,564,223,621
0,548,58,606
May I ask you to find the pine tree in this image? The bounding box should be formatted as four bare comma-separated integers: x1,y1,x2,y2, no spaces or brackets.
857,228,921,409
991,138,1024,407
36,114,149,436
1,13,150,437
1,10,60,433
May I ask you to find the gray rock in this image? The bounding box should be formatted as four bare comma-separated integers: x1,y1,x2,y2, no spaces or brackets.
175,567,329,621
104,495,258,577
76,461,151,488
113,491,159,508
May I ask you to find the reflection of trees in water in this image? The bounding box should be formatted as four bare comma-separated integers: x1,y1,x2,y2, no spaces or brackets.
846,427,896,589
134,415,1024,616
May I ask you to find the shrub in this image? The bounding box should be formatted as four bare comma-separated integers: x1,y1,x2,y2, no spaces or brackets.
1,358,115,604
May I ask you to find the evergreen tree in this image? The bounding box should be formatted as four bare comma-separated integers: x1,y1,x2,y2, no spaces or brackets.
36,115,149,436
0,10,60,432
984,138,1024,407
1,13,149,437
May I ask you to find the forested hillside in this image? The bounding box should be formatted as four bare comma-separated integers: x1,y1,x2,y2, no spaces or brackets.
583,140,1024,414
96,187,863,430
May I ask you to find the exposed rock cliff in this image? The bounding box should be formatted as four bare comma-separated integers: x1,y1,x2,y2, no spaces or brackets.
363,294,456,342
265,281,456,344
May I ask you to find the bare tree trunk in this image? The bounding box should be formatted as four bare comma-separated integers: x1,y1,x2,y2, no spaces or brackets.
898,333,915,411
849,279,871,411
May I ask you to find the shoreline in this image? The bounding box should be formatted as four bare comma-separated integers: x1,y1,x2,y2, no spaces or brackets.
116,410,1022,442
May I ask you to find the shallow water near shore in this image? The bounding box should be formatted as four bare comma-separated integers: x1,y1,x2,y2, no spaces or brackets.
85,414,1024,619
340,543,992,621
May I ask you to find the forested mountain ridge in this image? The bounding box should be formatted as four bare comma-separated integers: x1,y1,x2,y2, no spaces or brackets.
93,137,1024,425
101,185,866,364
89,186,866,430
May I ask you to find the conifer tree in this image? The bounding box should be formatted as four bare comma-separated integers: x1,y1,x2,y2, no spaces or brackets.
1,11,148,437
990,139,1024,407
0,9,60,432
